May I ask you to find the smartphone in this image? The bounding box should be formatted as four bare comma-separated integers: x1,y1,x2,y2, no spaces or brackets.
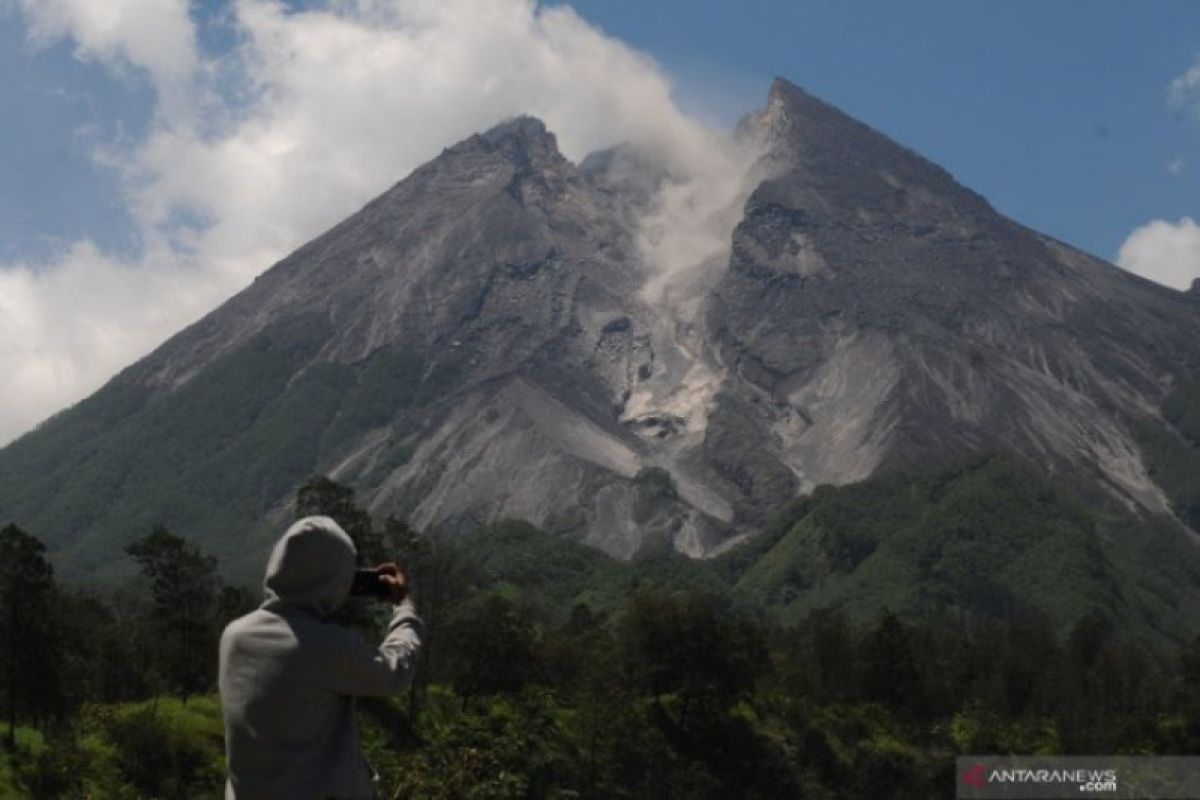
350,568,393,600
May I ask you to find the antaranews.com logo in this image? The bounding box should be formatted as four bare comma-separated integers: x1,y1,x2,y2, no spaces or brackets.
956,756,1200,799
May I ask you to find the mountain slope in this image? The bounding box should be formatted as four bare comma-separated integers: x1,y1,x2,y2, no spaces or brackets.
459,454,1200,649
1,79,1199,584
729,452,1200,647
0,116,724,579
707,80,1200,516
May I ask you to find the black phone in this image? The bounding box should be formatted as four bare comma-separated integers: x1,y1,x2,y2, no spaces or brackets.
350,568,393,600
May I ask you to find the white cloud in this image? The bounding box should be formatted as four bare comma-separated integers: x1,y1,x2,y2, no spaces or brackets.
1168,54,1200,114
0,0,751,445
1117,217,1200,292
0,241,247,442
1113,58,1200,294
18,0,199,115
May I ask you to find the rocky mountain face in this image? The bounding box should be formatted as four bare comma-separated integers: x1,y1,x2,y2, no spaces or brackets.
2,78,1199,581
710,82,1200,517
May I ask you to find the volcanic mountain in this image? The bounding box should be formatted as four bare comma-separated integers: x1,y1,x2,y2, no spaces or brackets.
2,78,1199,583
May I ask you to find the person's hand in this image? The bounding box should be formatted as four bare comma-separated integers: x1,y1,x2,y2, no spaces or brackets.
375,562,409,605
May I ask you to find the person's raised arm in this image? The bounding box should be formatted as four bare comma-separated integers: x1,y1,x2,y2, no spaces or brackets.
322,563,423,697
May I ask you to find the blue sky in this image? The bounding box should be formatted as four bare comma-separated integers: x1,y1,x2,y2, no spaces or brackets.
0,17,138,262
4,1,1197,263
0,0,1198,444
575,0,1200,261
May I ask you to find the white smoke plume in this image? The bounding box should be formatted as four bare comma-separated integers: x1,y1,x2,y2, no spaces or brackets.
0,0,758,445
636,136,764,312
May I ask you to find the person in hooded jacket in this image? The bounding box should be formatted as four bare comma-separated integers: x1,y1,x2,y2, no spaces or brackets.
218,515,422,800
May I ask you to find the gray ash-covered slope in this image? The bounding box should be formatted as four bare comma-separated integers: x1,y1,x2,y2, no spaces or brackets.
707,79,1200,517
1,78,1198,581
0,114,726,578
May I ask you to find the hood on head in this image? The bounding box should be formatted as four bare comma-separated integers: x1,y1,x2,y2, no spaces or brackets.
262,516,357,616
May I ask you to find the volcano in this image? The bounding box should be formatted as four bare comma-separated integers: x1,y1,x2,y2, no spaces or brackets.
2,78,1198,582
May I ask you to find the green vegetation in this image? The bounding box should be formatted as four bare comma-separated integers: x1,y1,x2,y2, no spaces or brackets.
726,452,1200,649
125,528,223,700
455,454,1200,650
1138,377,1200,529
5,457,1200,796
0,525,57,746
0,327,468,584
320,349,423,448
2,698,225,799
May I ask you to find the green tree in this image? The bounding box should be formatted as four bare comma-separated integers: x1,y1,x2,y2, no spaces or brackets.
0,524,58,745
53,591,130,711
856,610,922,713
295,476,381,563
217,584,258,624
808,608,855,700
444,595,540,707
382,516,473,717
617,591,766,728
125,526,219,700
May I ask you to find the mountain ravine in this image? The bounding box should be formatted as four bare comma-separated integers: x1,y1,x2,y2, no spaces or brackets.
2,78,1199,582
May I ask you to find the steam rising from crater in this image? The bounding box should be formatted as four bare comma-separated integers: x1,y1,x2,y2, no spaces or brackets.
635,133,766,313
1,0,764,445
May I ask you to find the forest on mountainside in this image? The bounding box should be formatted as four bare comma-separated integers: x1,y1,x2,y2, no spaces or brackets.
5,455,1200,798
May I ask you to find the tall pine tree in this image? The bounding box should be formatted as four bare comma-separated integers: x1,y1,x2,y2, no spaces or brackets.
126,527,219,701
0,524,58,745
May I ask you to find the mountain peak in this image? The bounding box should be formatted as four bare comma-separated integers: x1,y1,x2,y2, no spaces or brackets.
745,76,992,224
467,114,562,167
435,114,564,174
761,77,860,131
766,76,806,104
759,77,918,163
483,114,551,144
7,76,1200,590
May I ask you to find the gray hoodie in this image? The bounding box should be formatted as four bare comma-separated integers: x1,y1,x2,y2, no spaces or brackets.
219,516,422,799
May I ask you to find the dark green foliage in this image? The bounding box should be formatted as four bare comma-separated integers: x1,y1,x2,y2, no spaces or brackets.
295,475,381,563
94,705,222,798
797,608,856,701
126,527,221,700
617,590,765,714
375,688,588,800
730,452,1200,648
0,314,338,581
70,698,227,799
855,611,921,712
327,351,422,429
460,519,608,619
0,336,450,583
0,522,1198,798
13,726,91,799
319,349,424,461
0,529,248,797
217,584,258,624
1137,378,1200,529
6,462,1200,797
401,456,1200,652
455,517,732,625
383,518,475,719
0,524,58,745
444,595,540,704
